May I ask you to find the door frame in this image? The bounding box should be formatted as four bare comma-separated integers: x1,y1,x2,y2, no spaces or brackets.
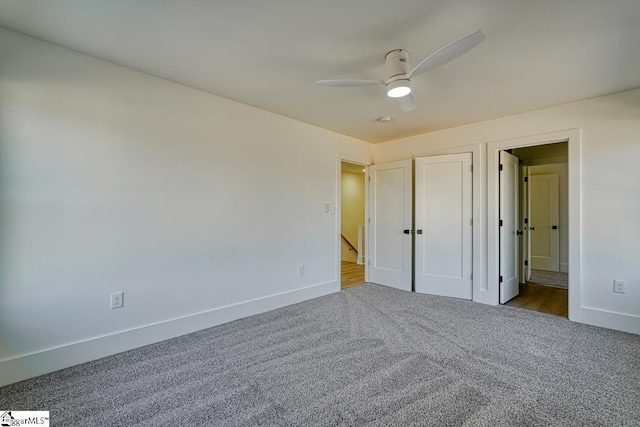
336,154,371,291
487,129,581,320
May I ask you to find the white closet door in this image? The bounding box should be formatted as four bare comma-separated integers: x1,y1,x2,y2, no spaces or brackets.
415,153,472,299
530,174,560,272
367,160,413,291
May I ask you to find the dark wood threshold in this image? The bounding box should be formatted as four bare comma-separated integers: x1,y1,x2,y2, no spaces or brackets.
505,282,568,318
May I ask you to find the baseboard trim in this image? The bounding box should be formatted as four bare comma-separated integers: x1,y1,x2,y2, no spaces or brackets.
0,281,337,387
571,305,640,335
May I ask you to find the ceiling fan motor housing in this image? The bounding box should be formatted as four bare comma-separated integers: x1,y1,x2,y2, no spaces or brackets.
385,49,410,83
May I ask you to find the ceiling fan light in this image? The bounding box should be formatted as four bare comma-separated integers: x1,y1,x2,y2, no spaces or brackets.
387,80,411,98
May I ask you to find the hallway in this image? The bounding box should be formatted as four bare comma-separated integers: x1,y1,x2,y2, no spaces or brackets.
505,282,568,317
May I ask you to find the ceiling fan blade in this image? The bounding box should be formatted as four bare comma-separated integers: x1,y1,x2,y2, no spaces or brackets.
315,79,383,87
397,92,417,112
409,30,486,78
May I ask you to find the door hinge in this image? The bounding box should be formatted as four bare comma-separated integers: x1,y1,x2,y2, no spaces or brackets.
499,164,503,171
471,164,473,172
524,260,528,266
470,273,473,280
368,176,371,181
499,275,503,283
524,218,528,224
524,176,528,183
368,218,371,223
516,230,523,236
368,260,370,265
499,219,503,227
470,218,473,226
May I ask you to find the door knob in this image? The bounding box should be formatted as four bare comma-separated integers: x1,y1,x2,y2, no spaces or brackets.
530,226,535,231
403,229,412,234
552,225,558,229
416,230,423,234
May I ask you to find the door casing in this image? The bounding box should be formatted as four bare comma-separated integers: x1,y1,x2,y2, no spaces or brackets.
487,129,581,321
336,154,370,291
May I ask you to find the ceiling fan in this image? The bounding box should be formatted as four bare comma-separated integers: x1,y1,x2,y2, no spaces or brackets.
316,30,486,112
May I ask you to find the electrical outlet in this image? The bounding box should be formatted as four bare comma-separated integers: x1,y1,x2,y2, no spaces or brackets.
297,265,304,276
613,280,627,294
111,291,124,309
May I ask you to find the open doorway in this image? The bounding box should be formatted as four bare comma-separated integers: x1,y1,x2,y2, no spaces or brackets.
500,142,569,317
341,161,366,289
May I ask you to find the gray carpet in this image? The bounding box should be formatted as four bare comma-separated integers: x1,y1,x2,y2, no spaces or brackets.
1,284,639,426
529,269,568,289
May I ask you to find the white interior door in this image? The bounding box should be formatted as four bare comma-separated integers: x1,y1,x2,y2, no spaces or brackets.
368,159,412,291
499,151,519,303
415,153,472,299
530,174,560,271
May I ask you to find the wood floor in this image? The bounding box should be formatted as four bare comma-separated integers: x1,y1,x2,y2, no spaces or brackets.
505,282,568,318
341,261,365,290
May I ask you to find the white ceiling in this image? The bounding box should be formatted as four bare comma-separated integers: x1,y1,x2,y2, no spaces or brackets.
1,0,639,143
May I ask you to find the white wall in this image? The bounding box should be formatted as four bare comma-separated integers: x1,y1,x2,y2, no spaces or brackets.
374,88,640,334
340,171,365,263
0,28,371,386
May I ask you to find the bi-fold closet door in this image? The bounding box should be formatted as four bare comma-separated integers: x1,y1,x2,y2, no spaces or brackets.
368,153,473,300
